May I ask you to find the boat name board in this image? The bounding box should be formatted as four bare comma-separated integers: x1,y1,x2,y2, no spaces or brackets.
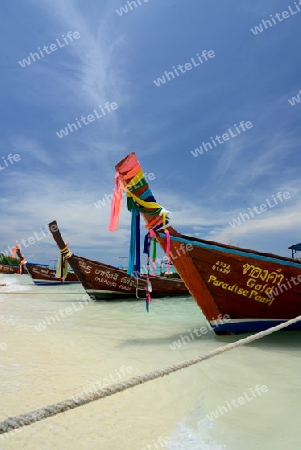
242,264,284,284
0,265,15,272
79,261,138,292
94,277,117,288
32,267,52,278
212,261,231,274
208,275,275,306
95,269,118,280
208,261,287,306
119,276,136,287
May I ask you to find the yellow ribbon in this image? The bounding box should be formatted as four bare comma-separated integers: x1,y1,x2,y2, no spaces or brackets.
126,169,144,188
126,190,163,211
60,246,73,259
56,254,69,280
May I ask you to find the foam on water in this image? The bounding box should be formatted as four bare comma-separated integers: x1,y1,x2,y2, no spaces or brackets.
0,284,32,293
0,274,33,284
166,417,227,450
0,274,33,292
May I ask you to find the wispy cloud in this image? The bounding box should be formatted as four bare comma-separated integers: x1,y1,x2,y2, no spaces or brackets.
10,137,53,165
30,0,127,108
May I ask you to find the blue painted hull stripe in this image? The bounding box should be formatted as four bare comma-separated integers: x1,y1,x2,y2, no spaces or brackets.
158,234,301,269
212,320,301,334
33,281,80,286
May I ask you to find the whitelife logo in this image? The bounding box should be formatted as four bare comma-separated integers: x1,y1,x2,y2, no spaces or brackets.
191,121,253,157
153,50,216,87
93,172,155,209
116,0,150,16
0,153,21,171
228,191,290,228
288,89,301,106
34,295,96,331
1,224,58,257
169,314,231,350
250,1,301,35
72,366,133,402
206,385,268,421
267,274,301,299
0,342,7,351
18,31,81,68
55,102,118,139
140,436,171,450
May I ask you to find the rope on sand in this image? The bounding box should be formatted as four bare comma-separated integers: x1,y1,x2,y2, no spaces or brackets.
1,315,301,435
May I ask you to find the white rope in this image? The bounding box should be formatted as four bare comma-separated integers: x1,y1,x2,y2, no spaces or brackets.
1,315,300,435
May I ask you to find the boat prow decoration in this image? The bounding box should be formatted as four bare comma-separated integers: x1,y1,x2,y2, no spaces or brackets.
14,244,79,286
112,152,301,334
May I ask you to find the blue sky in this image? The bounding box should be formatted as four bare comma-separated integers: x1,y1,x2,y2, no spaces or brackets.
1,0,301,265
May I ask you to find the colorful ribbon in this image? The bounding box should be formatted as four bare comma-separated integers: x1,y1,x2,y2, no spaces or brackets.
56,245,73,281
108,172,126,232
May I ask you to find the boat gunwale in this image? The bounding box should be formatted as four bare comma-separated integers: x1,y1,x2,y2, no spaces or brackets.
72,254,186,284
158,228,301,268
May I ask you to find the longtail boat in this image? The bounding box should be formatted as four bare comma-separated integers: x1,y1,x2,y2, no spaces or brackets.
14,247,79,286
0,264,19,274
47,221,189,300
110,152,301,334
0,253,20,274
24,263,79,286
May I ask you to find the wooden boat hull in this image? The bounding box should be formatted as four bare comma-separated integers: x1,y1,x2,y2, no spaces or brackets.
67,255,189,300
47,221,189,300
0,265,19,274
155,229,301,334
114,152,301,334
25,263,80,286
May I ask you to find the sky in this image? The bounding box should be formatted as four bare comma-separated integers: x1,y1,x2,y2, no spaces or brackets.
1,0,301,266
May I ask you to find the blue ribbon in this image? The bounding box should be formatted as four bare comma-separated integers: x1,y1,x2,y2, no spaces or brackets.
135,211,140,277
127,209,140,277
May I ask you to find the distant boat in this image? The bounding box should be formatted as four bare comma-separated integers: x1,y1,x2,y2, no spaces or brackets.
112,152,301,334
24,262,79,286
0,264,19,274
47,221,189,300
14,247,79,286
0,253,20,274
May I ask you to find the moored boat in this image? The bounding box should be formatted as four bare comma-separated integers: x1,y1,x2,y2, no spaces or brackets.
0,253,20,274
47,221,189,300
14,247,79,286
0,264,19,274
111,152,301,334
24,262,79,286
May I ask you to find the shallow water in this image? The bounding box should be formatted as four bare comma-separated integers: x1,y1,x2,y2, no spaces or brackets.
1,275,301,449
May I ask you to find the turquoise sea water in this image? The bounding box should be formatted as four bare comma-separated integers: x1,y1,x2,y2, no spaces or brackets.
0,274,301,450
